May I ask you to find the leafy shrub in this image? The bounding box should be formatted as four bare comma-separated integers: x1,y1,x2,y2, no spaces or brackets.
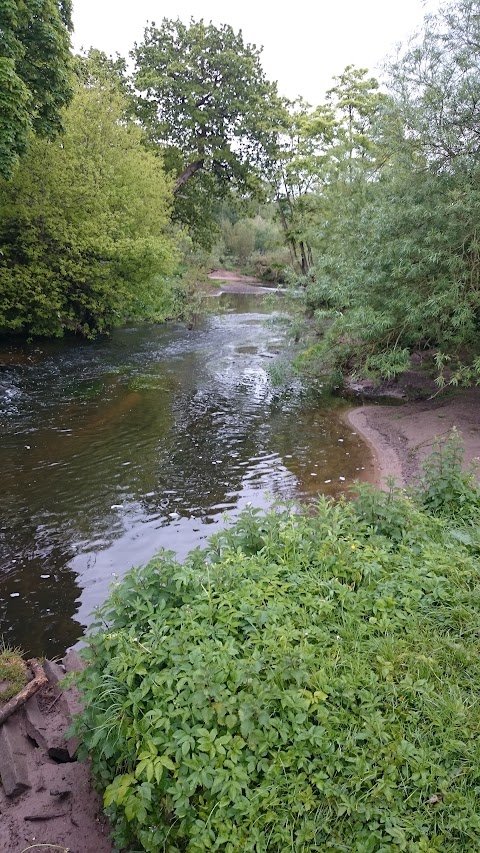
217,213,286,276
221,220,256,263
0,78,177,338
353,481,423,543
74,489,480,852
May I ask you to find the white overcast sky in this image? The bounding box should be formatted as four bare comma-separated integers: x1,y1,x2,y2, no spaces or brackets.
72,0,442,104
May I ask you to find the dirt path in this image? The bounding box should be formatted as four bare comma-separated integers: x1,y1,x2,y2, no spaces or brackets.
346,388,480,488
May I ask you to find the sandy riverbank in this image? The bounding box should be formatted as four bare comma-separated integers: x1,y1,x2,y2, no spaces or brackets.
346,388,480,488
204,269,280,294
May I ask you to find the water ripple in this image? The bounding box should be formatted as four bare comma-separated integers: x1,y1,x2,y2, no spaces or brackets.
0,298,374,655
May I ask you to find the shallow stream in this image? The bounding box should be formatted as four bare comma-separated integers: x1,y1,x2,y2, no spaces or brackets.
0,294,374,656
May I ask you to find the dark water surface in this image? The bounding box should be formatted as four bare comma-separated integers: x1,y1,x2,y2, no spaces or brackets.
0,295,374,656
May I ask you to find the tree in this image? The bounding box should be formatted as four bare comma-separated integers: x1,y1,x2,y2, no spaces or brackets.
0,73,178,337
0,0,73,178
274,99,335,275
274,69,385,276
324,65,387,182
75,48,130,95
298,3,480,385
388,0,480,170
132,18,286,243
306,67,389,289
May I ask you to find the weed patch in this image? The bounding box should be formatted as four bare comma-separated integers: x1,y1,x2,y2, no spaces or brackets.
0,645,27,703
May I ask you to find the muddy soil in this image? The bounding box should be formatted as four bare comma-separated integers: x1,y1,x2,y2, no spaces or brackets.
0,654,112,853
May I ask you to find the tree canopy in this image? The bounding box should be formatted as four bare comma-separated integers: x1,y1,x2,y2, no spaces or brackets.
0,0,73,178
295,0,480,386
2,0,480,379
132,18,286,243
273,68,385,276
388,0,480,169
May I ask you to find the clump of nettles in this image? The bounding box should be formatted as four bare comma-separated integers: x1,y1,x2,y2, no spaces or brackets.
73,439,480,852
416,427,480,518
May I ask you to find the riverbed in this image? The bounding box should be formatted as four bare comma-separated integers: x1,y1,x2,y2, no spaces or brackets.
0,294,374,656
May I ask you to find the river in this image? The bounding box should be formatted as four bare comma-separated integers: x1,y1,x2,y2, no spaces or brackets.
0,294,374,656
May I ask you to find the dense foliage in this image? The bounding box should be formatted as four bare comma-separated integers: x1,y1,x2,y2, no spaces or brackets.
0,14,290,334
74,438,480,852
0,73,178,337
0,0,73,178
294,0,480,384
213,202,288,281
274,68,385,277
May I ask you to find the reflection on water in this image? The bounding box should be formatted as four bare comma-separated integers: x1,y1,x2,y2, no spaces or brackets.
0,295,374,655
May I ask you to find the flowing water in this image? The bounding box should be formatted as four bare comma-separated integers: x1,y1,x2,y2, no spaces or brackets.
0,294,374,656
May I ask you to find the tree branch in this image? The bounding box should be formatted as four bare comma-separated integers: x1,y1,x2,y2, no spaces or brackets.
195,93,212,109
174,159,205,192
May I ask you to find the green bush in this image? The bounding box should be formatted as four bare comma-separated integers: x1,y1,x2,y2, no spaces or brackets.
251,248,290,283
0,77,177,337
223,220,256,263
217,214,285,274
74,478,480,852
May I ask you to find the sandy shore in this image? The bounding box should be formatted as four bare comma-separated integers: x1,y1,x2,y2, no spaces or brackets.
346,388,480,488
205,269,280,294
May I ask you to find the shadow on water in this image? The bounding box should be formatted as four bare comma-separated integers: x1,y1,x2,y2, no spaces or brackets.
0,295,374,656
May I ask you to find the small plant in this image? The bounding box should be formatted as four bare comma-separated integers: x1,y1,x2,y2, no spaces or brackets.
0,643,27,703
416,428,480,517
353,479,417,543
365,347,411,380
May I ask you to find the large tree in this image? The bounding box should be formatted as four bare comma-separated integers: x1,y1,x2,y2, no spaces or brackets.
0,0,73,178
0,71,177,337
274,99,334,275
388,0,480,170
132,18,286,241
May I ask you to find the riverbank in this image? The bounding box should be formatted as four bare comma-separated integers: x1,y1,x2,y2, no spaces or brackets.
346,387,480,488
204,268,280,294
0,653,112,853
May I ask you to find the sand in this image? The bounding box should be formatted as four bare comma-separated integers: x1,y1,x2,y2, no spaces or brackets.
204,269,280,294
346,388,480,488
0,656,112,853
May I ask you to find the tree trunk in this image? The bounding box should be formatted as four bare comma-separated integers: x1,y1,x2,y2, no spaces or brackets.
276,196,299,267
299,240,311,276
307,243,313,270
174,159,205,193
